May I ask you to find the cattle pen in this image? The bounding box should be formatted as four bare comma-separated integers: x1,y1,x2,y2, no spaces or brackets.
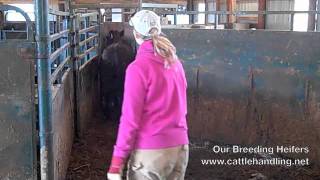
0,0,320,180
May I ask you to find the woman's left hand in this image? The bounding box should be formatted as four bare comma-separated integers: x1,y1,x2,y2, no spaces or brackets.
107,173,122,180
107,156,125,180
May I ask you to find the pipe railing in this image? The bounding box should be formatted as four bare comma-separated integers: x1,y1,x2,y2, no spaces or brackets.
79,34,98,46
102,9,320,31
104,10,320,15
74,12,100,66
153,10,320,31
48,8,73,85
79,12,99,18
50,29,70,42
34,1,101,178
49,42,70,64
50,56,71,84
49,9,70,16
72,2,140,9
79,25,98,34
78,45,98,60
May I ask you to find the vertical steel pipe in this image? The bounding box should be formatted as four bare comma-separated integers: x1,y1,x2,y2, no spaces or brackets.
227,0,232,23
0,8,4,40
308,0,317,31
139,0,142,10
257,0,266,29
215,0,220,29
35,0,54,179
204,0,208,25
290,13,294,31
97,10,101,56
84,16,89,61
317,0,320,31
187,0,195,24
69,0,80,137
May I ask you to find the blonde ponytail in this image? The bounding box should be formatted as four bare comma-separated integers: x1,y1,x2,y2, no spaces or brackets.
148,28,178,66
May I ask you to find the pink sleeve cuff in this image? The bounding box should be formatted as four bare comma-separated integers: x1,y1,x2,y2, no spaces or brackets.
108,156,126,173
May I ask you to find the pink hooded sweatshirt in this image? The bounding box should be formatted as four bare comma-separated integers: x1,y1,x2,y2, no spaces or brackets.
112,40,189,159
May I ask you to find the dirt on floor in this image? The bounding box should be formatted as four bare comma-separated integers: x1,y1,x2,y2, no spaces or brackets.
66,117,320,180
66,116,115,180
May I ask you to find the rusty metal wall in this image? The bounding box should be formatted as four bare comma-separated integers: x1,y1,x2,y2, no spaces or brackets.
52,69,75,180
163,29,320,164
77,58,101,136
0,41,37,179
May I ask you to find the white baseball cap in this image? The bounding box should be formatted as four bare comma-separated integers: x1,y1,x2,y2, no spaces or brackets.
129,10,161,37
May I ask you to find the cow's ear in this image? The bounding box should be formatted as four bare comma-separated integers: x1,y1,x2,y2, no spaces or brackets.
120,30,125,37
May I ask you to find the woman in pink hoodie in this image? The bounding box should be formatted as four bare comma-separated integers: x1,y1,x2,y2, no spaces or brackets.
107,10,189,180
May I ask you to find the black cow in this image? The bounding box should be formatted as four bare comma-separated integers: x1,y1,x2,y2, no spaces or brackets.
101,30,136,121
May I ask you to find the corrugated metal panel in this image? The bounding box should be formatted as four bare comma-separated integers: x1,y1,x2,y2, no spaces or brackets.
220,0,227,23
208,0,216,23
237,0,258,11
266,0,294,30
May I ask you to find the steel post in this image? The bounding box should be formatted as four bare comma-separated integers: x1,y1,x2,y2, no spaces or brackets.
317,0,320,31
35,0,54,179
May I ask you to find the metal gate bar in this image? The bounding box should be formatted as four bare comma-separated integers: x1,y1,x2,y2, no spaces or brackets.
75,11,99,67
0,5,33,40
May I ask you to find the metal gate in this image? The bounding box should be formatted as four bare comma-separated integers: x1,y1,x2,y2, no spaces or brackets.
0,3,102,179
36,5,102,179
73,11,101,136
0,5,37,180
